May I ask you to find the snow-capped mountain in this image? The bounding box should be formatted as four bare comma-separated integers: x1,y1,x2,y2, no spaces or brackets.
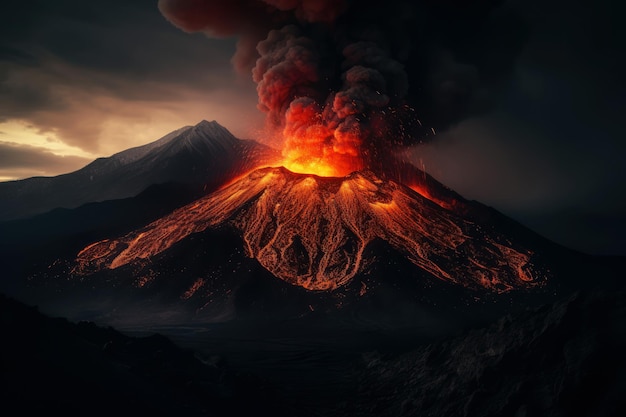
0,120,278,221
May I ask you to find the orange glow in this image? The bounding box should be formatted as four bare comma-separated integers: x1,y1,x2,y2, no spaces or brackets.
281,153,362,177
279,100,364,177
408,183,454,210
279,130,364,177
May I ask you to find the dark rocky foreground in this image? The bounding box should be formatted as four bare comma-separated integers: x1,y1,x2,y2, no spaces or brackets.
0,293,287,417
339,289,626,417
2,288,625,417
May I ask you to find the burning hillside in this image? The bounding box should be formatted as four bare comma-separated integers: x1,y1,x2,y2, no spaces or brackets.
75,166,543,293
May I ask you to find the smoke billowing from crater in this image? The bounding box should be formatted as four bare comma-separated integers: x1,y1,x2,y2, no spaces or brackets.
159,0,525,176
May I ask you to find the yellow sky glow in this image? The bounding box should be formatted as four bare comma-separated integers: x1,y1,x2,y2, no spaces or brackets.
0,120,97,159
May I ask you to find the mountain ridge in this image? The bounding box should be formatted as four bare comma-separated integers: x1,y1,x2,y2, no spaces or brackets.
0,120,278,221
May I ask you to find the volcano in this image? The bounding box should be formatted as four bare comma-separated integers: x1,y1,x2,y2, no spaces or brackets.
4,121,598,326
74,165,544,295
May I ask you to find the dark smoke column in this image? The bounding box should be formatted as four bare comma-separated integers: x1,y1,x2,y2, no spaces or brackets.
159,0,526,176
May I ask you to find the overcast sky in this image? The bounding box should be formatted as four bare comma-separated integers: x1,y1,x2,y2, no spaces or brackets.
411,0,626,255
0,0,624,255
0,0,265,181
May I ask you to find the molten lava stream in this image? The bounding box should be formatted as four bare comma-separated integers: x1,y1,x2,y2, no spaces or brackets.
216,163,277,191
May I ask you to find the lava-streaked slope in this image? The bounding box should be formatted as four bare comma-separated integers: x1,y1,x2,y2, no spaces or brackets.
75,166,544,293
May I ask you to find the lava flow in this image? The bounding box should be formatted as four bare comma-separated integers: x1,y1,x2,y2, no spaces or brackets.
75,166,542,293
134,0,548,292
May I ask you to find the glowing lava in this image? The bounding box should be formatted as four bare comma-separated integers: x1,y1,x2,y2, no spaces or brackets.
282,157,359,177
279,113,365,177
280,148,363,178
75,166,543,293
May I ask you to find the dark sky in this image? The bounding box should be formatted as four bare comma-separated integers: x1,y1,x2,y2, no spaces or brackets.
0,0,624,255
413,0,626,256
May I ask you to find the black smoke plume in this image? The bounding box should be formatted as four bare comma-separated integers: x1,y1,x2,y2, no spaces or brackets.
159,0,526,171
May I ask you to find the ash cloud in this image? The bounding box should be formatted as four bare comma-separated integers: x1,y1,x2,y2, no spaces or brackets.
159,0,526,169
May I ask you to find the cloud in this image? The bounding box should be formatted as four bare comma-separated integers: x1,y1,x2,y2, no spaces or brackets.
159,0,529,175
409,113,585,210
0,0,263,159
409,100,626,255
0,141,91,180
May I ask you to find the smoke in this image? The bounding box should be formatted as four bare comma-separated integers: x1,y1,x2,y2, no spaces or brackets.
159,0,526,172
262,0,348,22
158,0,347,71
252,25,321,125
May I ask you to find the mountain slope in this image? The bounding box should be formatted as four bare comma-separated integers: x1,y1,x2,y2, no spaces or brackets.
0,120,278,221
74,166,546,293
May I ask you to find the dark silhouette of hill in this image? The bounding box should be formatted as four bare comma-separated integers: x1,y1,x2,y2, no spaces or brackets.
0,293,288,417
343,289,626,417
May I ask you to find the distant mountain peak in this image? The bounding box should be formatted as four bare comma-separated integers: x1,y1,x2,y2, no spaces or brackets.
0,121,277,221
191,120,234,137
159,120,263,162
195,119,221,128
106,125,192,165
